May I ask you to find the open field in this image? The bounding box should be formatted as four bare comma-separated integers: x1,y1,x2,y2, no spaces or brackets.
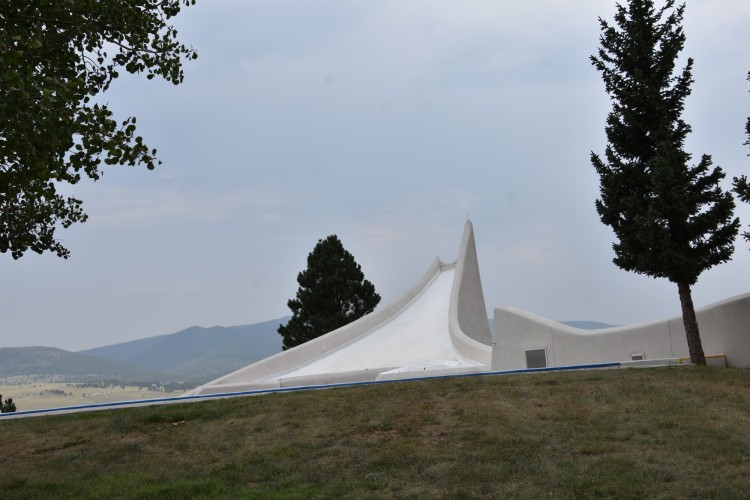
3,367,750,498
0,383,185,412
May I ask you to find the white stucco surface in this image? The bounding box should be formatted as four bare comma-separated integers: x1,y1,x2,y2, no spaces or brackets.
187,221,749,398
188,221,492,395
260,266,482,382
492,292,750,370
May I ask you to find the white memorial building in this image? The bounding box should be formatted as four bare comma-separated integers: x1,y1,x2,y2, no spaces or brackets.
189,221,750,396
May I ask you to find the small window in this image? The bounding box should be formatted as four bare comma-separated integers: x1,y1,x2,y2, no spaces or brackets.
630,353,645,361
525,348,547,369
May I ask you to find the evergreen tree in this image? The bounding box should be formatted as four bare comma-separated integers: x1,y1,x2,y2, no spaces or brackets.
732,71,750,242
1,395,17,413
590,0,739,365
278,235,381,350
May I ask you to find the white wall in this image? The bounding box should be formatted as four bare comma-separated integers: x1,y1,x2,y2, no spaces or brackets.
492,293,750,370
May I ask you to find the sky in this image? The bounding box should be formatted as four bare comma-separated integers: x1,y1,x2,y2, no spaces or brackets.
2,0,750,352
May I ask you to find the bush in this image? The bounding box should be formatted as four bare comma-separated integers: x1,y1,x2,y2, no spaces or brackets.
0,395,17,413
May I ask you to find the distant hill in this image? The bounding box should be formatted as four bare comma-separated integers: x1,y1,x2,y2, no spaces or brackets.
80,318,287,384
488,319,618,332
560,320,619,330
2,316,616,386
0,346,160,382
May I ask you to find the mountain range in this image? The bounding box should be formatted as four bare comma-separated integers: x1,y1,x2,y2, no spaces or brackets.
1,317,615,386
81,318,286,383
1,317,287,385
0,346,162,382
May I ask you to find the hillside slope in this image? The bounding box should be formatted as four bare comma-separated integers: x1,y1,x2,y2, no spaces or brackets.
2,367,749,497
81,318,287,383
489,318,618,332
4,316,616,385
0,347,160,382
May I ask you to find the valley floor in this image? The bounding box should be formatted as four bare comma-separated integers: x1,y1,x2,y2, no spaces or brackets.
0,383,185,412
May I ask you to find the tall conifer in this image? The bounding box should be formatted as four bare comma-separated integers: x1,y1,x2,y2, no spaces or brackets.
591,0,739,364
732,71,750,242
278,235,381,350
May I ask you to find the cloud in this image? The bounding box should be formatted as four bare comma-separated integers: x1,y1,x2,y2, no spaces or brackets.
5,0,750,352
84,185,286,228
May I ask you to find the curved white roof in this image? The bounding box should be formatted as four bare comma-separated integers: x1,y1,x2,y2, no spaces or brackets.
189,221,492,395
262,265,482,382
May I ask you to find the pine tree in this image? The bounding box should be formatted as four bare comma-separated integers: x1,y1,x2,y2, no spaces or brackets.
1,395,17,413
590,0,739,364
732,71,750,242
278,235,381,350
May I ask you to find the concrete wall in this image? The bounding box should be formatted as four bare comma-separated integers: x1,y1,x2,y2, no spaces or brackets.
189,220,496,396
492,292,750,370
448,220,492,364
189,258,450,395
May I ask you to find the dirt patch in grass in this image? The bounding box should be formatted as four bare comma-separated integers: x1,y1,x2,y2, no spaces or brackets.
352,428,399,440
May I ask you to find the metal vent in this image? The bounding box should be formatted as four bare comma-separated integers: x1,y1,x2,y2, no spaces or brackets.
525,348,547,369
630,353,645,361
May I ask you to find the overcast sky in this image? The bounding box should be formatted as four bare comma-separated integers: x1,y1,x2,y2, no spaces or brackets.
2,0,749,351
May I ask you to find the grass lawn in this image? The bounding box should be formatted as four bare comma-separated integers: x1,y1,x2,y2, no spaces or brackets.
2,366,749,498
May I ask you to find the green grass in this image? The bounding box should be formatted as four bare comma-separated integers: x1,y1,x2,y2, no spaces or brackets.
3,367,750,498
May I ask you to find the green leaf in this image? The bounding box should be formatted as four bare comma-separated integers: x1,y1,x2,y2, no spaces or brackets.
0,0,197,260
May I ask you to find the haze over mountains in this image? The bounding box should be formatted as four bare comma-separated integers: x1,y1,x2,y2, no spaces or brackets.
0,346,162,382
1,318,287,385
1,317,615,386
81,319,286,383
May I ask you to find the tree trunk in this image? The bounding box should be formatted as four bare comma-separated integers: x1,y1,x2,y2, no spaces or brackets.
677,281,706,365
